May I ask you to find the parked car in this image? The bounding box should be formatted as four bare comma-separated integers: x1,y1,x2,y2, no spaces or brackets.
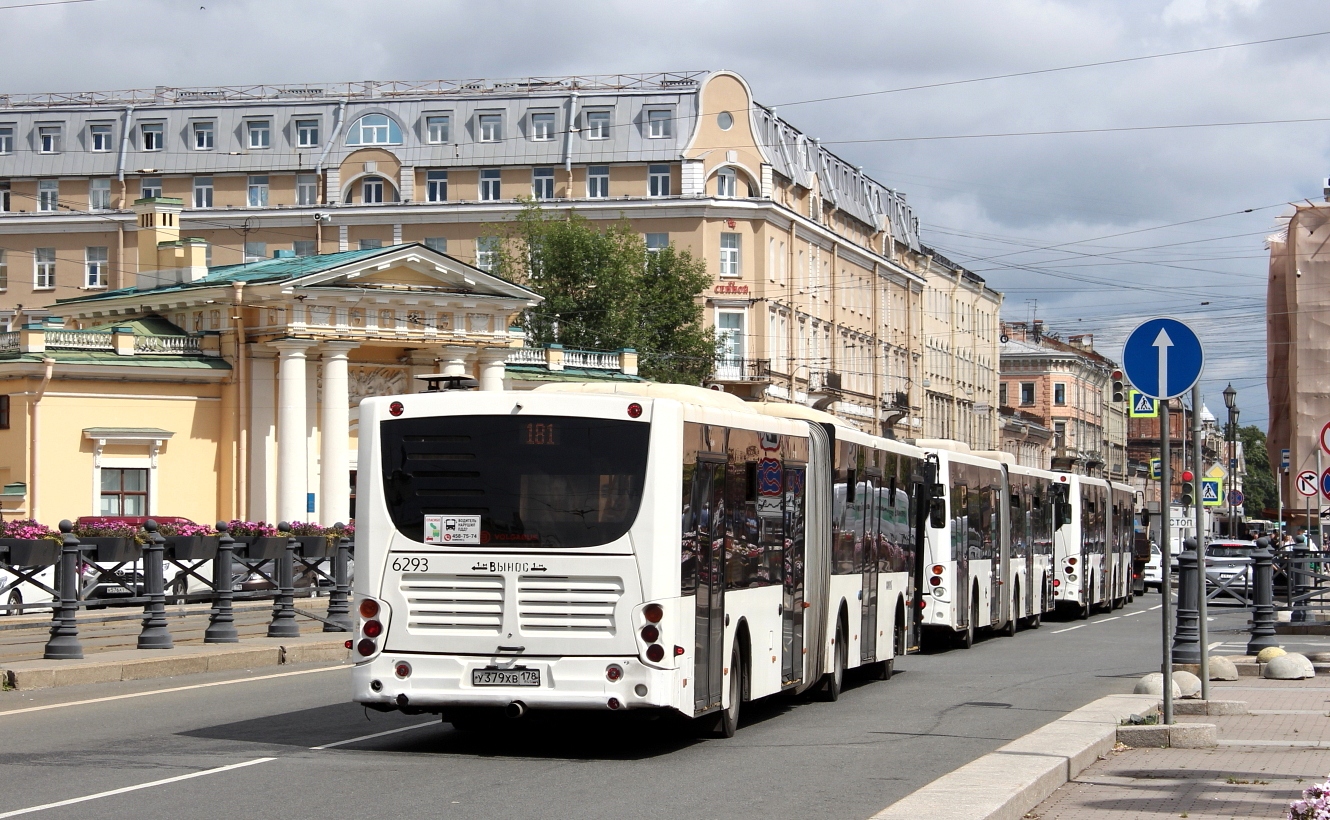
1,564,56,616
1144,542,1163,591
1205,540,1256,598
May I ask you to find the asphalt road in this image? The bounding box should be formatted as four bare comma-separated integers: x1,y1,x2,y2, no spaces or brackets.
0,595,1176,820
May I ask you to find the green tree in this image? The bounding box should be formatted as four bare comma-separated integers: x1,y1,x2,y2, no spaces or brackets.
489,203,715,384
1237,424,1278,516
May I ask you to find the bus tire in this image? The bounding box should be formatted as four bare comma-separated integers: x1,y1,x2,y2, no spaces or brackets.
717,644,742,738
824,619,847,701
1003,582,1019,636
1080,582,1092,620
956,595,976,649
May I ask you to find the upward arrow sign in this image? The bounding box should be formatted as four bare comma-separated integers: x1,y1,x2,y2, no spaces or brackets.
1153,327,1173,398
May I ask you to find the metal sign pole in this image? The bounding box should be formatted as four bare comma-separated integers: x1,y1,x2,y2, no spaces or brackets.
1160,400,1174,724
1192,384,1209,700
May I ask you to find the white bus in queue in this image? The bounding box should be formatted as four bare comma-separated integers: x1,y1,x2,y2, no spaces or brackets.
1053,473,1136,617
1003,459,1060,628
350,382,928,736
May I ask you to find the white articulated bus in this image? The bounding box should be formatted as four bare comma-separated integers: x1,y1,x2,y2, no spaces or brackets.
915,442,1014,648
1004,460,1060,628
350,382,928,736
1053,474,1136,617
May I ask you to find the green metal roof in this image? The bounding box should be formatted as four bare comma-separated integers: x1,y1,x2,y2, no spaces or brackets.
505,365,642,383
0,350,230,369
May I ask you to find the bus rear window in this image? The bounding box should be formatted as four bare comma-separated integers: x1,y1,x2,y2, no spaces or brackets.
380,415,650,548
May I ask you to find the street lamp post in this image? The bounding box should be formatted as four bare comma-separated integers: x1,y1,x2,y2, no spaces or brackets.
1223,383,1238,538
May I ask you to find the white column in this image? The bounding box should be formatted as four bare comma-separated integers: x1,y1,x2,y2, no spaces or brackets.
478,348,508,392
440,345,474,377
248,350,277,524
320,342,358,526
273,339,315,524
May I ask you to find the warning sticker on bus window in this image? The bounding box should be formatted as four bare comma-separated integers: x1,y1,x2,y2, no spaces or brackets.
424,515,482,544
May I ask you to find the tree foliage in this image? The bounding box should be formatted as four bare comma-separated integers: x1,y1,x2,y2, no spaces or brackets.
1237,424,1279,516
489,203,716,384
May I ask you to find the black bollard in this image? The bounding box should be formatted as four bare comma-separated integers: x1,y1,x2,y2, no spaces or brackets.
1173,538,1200,664
138,519,173,649
267,522,300,638
43,520,84,660
205,521,239,643
1292,537,1310,624
325,524,352,633
1247,536,1279,654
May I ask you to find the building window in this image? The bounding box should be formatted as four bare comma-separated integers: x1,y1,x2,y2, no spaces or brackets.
1020,382,1035,405
532,167,554,199
295,119,320,148
716,310,746,369
648,164,670,197
646,109,672,138
38,180,59,212
89,178,111,210
1054,383,1066,405
34,247,55,289
38,126,61,154
646,233,669,255
716,168,737,198
359,239,383,250
90,124,113,152
296,174,318,206
587,165,609,198
585,110,610,140
0,395,8,429
0,180,7,212
475,236,499,271
719,232,740,278
293,240,317,257
424,237,447,253
0,249,7,290
426,115,450,144
247,121,271,149
478,113,502,142
999,383,1008,407
0,126,12,154
426,170,448,202
139,177,162,199
480,168,501,201
193,121,214,150
246,175,268,207
243,242,266,262
100,468,148,516
141,122,163,151
362,176,384,204
193,177,213,208
530,112,555,141
345,114,401,146
85,246,108,288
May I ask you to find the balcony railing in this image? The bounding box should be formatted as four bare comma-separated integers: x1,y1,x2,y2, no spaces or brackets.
134,335,201,354
712,357,771,383
46,330,114,350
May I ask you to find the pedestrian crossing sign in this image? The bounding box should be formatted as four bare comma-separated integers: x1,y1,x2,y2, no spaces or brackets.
1129,390,1158,418
1150,458,1161,480
1201,478,1223,506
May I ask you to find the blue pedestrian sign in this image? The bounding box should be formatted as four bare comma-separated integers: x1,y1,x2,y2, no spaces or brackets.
1201,479,1223,507
1121,317,1204,400
1129,390,1158,418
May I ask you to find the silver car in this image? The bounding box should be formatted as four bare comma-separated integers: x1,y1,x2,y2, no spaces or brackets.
1204,540,1256,598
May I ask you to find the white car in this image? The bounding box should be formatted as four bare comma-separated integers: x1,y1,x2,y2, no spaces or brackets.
1144,543,1163,591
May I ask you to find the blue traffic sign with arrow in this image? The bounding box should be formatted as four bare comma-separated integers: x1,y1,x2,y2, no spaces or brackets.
1121,317,1204,400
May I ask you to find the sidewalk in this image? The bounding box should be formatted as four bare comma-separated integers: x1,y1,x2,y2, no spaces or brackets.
0,597,350,689
1028,677,1330,819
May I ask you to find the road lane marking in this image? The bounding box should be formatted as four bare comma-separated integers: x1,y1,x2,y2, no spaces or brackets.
1122,610,1145,617
310,720,438,750
1051,625,1086,633
1097,616,1121,623
1208,641,1225,650
0,757,275,818
1148,605,1163,611
0,665,343,717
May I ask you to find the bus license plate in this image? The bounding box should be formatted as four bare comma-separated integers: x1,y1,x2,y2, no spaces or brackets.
472,668,540,687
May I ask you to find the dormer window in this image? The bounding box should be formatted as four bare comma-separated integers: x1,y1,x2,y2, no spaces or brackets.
38,125,61,154
530,112,555,141
141,122,164,151
646,109,672,139
345,114,401,146
90,124,113,152
247,120,271,149
478,113,502,143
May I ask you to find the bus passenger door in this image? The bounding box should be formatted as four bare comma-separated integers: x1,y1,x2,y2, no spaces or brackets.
861,475,880,663
782,465,806,687
693,458,726,715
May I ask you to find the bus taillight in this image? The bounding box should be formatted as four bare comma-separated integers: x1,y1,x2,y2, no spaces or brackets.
931,565,944,575
359,599,380,618
363,620,383,638
357,639,376,656
606,664,624,682
646,644,665,662
641,624,660,643
643,603,663,623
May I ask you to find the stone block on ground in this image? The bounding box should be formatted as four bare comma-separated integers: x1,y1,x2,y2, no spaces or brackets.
1169,722,1218,748
1116,724,1169,747
1134,671,1181,697
1172,670,1202,698
1206,699,1248,715
1265,652,1316,679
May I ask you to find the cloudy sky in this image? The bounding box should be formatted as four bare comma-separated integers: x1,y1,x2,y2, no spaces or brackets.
6,0,1325,429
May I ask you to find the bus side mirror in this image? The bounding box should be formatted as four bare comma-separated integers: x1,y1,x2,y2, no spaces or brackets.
929,498,947,529
1141,509,1151,525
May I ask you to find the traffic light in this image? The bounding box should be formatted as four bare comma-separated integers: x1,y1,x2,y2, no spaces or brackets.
1181,470,1195,507
1111,369,1125,403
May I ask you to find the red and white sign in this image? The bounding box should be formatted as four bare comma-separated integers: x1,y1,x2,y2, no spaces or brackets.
1321,421,1330,456
713,282,750,296
1297,470,1319,497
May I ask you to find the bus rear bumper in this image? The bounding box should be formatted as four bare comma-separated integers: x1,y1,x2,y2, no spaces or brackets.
352,653,676,712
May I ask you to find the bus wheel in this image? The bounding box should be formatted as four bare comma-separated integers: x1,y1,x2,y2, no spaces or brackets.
825,620,847,701
1003,583,1019,637
1028,609,1041,629
1080,585,1092,620
956,597,976,649
718,645,742,738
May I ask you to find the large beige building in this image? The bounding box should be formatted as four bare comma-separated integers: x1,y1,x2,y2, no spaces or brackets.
0,70,1000,444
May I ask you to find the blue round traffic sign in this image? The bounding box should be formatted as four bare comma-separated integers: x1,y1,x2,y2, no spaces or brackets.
1228,490,1244,506
1121,317,1204,400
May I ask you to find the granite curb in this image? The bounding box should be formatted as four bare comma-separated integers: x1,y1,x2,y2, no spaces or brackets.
1,636,349,690
869,693,1160,820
